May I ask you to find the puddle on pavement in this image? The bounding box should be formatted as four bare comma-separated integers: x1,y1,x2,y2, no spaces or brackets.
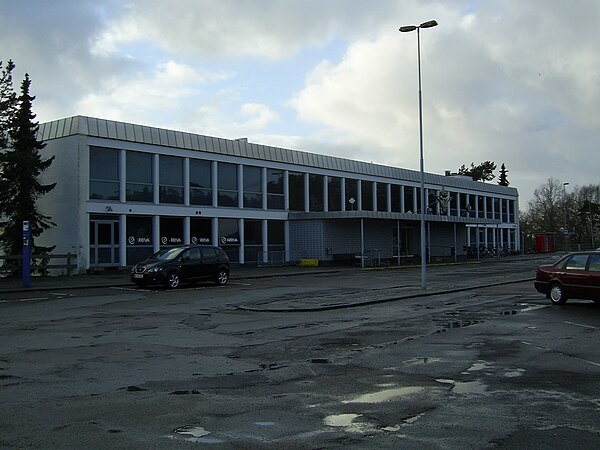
503,368,525,378
436,378,489,395
324,413,362,427
463,360,493,373
518,304,548,312
172,425,223,444
343,386,423,404
436,320,482,333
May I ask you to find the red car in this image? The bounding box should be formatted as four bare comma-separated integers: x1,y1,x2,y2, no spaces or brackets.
534,251,600,305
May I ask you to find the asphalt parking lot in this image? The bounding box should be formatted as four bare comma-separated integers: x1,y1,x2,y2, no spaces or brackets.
1,255,599,448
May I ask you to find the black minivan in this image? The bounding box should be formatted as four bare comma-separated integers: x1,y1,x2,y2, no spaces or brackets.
131,245,230,288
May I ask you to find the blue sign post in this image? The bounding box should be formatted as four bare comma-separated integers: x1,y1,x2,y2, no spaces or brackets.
22,221,31,288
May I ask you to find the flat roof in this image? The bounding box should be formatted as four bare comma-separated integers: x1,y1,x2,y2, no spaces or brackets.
38,115,518,197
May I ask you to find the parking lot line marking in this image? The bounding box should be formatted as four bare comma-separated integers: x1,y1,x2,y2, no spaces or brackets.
522,341,600,367
18,297,49,302
564,321,598,330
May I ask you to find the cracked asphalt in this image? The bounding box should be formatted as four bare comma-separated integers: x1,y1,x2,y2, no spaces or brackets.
1,255,599,449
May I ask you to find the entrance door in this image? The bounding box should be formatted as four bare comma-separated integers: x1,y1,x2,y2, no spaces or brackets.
90,219,119,266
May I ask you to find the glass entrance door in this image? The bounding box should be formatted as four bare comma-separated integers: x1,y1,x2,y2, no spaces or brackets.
90,218,119,266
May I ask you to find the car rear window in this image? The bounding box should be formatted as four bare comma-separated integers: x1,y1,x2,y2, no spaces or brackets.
201,247,218,260
588,255,600,272
565,254,589,270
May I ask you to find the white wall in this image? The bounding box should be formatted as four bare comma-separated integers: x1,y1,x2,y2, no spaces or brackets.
35,135,88,272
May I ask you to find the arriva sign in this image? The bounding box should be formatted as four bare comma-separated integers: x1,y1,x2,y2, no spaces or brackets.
220,236,239,246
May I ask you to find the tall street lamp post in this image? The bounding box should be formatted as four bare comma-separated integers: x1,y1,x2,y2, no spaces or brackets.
400,19,438,289
563,182,569,252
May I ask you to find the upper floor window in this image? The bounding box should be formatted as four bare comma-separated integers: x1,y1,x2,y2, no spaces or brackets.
244,166,262,208
309,174,324,212
190,159,212,206
126,151,153,202
159,155,183,204
361,181,373,211
218,162,238,207
90,147,119,200
391,185,401,213
267,169,284,210
289,172,305,211
345,179,359,211
404,186,415,213
377,183,388,212
328,176,342,211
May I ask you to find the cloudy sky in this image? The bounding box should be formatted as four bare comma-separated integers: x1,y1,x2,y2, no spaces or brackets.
2,0,599,208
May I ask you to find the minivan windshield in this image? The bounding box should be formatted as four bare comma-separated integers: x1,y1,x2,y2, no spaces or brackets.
150,247,183,261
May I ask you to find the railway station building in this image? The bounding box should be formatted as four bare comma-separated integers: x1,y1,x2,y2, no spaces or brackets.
35,115,520,273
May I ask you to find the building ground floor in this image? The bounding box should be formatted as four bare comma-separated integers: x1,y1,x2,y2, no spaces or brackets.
86,212,519,272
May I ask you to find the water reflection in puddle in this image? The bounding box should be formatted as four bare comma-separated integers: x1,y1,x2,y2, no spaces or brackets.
324,413,362,427
343,386,423,404
436,378,488,395
463,360,493,374
172,425,223,444
503,368,525,378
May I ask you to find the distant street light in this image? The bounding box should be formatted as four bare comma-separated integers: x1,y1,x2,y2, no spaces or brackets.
563,182,570,252
589,197,595,249
399,19,438,289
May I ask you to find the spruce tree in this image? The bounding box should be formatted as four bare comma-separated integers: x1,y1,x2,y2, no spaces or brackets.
498,163,510,187
0,73,56,262
0,60,17,148
0,60,17,221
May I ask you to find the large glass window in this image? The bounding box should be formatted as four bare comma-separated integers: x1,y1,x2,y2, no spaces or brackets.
427,190,437,214
268,220,285,253
219,218,239,262
218,162,238,207
447,190,456,216
126,216,153,264
328,176,342,212
345,179,359,211
309,174,324,212
361,180,373,211
486,197,493,219
461,193,475,217
289,172,305,211
377,182,388,212
501,199,508,222
189,159,212,206
126,151,153,202
190,218,211,245
493,198,501,220
404,186,415,213
244,166,262,208
159,155,183,204
477,196,485,219
90,147,119,200
391,185,401,213
160,217,183,247
267,169,284,209
244,219,262,264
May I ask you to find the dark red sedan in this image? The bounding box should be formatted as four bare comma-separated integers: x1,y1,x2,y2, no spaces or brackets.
534,251,600,305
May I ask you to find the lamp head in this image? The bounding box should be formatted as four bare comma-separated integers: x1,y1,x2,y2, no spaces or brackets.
399,25,417,32
419,20,438,28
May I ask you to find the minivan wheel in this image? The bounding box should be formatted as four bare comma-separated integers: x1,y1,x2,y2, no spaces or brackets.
215,269,229,286
166,271,181,289
549,283,567,305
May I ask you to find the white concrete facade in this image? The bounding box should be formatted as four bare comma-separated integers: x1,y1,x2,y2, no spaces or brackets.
35,116,520,272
